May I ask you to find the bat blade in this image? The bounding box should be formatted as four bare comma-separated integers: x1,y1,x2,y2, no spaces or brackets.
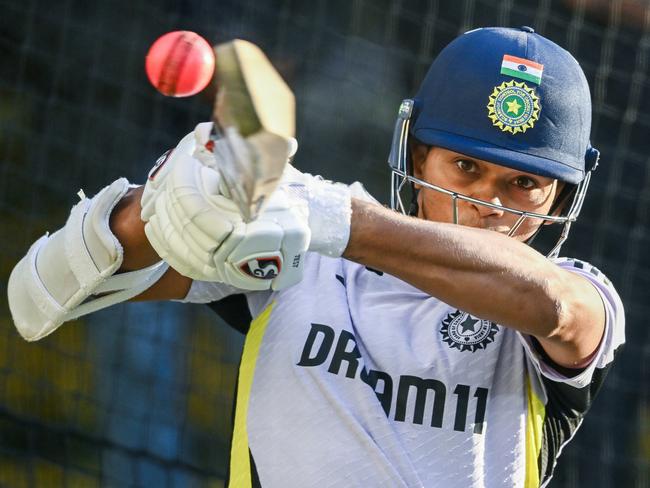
209,39,295,221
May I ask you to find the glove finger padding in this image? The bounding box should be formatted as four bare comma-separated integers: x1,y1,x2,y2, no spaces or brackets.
167,155,239,253
143,143,246,281
147,172,310,290
145,197,220,281
162,186,224,281
145,174,221,282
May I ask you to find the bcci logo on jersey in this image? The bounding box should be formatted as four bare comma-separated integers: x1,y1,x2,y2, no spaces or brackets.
440,310,499,353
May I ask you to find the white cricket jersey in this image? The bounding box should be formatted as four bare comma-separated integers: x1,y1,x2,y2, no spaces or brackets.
183,253,624,488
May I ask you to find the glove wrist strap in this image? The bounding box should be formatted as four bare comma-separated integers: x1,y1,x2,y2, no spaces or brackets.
307,180,352,257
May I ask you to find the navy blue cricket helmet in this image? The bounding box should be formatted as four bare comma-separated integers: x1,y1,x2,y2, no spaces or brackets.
388,26,600,257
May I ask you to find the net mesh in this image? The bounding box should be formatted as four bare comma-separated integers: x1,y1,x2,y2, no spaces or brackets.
0,0,648,486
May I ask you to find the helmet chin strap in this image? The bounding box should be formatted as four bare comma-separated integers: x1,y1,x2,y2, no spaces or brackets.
524,183,576,247
408,186,420,217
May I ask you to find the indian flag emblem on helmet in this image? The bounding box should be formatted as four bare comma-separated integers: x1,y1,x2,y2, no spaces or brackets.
487,80,540,134
500,55,543,85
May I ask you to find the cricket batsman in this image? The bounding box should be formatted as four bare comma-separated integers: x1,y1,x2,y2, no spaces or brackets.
8,27,624,487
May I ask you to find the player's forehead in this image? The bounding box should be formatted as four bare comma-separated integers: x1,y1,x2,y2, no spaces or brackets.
426,145,557,182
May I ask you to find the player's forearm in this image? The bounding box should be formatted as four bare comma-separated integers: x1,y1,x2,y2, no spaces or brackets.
345,199,592,341
109,185,160,271
109,185,192,300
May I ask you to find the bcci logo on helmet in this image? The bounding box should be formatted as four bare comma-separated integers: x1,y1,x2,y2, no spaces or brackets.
239,256,282,280
440,310,499,353
487,80,540,134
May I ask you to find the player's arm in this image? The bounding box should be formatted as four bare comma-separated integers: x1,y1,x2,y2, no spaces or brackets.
141,155,603,368
8,118,309,343
7,131,205,342
110,184,192,301
7,178,193,342
344,198,605,369
7,177,168,342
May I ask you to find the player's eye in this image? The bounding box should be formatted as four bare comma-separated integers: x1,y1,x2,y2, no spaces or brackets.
513,176,537,190
456,159,477,173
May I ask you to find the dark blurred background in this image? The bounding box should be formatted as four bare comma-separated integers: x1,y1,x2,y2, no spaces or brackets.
0,0,648,486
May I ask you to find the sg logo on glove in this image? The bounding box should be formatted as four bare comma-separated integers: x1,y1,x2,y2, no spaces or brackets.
148,149,174,181
239,254,282,280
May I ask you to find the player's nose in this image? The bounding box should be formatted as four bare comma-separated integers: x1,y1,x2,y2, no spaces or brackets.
468,184,505,219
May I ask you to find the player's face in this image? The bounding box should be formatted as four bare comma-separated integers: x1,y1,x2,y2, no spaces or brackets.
412,145,563,242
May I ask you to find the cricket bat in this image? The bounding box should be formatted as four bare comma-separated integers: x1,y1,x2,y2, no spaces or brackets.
205,39,296,222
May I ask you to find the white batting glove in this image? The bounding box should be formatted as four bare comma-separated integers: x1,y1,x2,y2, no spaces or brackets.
142,136,309,290
141,123,217,222
141,123,356,290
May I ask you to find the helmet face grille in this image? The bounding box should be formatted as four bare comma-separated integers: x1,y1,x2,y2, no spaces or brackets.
388,99,592,258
